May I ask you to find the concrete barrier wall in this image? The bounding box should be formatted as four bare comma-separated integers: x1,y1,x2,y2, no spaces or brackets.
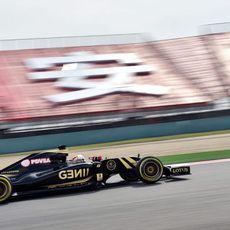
0,116,229,154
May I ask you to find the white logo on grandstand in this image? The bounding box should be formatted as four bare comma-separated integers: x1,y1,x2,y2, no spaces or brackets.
25,52,169,104
21,158,51,167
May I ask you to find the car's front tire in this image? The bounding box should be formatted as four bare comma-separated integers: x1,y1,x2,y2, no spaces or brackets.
0,176,13,204
136,157,163,184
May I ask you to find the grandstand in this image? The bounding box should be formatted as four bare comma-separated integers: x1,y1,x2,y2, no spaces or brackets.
200,22,230,96
203,33,230,94
156,36,227,100
0,26,229,135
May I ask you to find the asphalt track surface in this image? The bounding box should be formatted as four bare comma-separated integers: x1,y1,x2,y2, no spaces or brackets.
0,161,230,230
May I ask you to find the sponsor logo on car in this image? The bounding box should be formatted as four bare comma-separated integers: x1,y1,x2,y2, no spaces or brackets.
21,158,51,167
106,160,117,171
59,168,90,180
171,167,190,173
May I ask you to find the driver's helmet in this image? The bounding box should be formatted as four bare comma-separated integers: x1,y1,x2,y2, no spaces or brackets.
70,154,86,163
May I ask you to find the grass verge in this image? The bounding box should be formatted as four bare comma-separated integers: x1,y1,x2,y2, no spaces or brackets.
159,150,230,165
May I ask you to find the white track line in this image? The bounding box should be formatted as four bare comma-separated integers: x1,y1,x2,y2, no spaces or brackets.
189,158,230,165
168,158,230,167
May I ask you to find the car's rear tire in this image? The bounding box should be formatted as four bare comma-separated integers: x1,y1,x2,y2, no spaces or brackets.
119,170,139,182
0,176,13,204
136,157,163,184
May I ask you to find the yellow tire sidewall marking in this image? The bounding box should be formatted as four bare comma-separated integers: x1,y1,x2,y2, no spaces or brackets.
139,158,163,181
0,177,12,202
0,181,8,198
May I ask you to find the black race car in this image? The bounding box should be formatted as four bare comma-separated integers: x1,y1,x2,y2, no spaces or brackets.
0,146,191,203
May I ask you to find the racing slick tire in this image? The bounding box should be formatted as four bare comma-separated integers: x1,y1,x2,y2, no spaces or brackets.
0,175,13,204
136,156,164,184
119,171,139,182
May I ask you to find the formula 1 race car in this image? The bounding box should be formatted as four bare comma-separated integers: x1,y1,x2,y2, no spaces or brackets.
0,146,191,203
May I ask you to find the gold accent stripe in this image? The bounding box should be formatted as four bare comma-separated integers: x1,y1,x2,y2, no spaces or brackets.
0,174,17,177
125,157,137,166
120,158,132,169
48,176,93,189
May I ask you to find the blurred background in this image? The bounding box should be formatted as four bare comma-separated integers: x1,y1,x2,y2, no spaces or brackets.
0,0,229,153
